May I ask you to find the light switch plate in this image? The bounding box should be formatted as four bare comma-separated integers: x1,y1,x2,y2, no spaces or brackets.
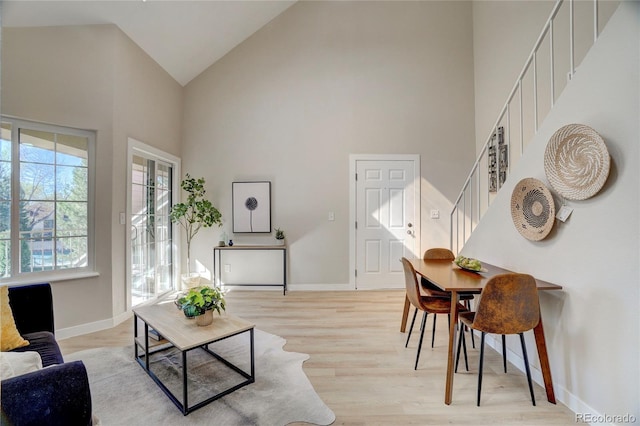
328,212,335,221
556,205,573,222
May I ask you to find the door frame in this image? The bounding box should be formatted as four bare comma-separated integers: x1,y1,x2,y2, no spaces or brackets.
126,138,181,311
349,154,421,290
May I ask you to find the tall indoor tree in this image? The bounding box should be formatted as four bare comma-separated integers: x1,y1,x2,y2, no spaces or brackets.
169,174,222,279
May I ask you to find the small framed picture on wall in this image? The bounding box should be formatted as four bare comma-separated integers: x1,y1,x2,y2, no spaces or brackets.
232,181,271,233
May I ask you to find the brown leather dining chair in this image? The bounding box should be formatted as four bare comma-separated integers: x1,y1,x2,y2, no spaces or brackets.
455,273,539,406
401,257,468,370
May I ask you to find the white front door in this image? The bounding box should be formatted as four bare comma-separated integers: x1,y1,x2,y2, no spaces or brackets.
351,156,420,289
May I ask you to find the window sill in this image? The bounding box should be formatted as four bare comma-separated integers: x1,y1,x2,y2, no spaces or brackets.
0,271,100,286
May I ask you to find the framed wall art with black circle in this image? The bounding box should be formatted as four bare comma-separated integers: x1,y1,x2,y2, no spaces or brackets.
232,181,271,233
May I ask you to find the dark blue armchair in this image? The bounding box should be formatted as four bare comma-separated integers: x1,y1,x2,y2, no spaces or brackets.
1,283,93,426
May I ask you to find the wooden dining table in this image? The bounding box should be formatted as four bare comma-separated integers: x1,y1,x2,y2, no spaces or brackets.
401,258,562,405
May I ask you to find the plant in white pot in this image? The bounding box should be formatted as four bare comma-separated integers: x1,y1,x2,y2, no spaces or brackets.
274,227,285,245
169,174,222,288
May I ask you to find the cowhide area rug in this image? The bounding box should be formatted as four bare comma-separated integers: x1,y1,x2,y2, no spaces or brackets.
66,329,335,425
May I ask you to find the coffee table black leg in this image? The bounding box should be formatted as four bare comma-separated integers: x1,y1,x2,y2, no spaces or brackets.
182,350,188,415
250,328,255,378
134,314,138,360
144,322,150,370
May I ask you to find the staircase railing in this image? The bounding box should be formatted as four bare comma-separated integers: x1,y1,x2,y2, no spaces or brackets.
450,0,609,253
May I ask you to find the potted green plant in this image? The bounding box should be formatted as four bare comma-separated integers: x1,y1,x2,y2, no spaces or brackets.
177,286,226,326
274,227,285,245
169,174,222,287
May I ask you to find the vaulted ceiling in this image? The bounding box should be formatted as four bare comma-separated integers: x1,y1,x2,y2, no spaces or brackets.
2,0,297,86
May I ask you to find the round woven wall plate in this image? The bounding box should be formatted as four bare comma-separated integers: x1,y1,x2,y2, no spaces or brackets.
544,124,610,200
511,178,555,241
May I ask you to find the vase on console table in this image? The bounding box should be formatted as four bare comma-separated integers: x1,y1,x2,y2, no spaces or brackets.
274,227,285,246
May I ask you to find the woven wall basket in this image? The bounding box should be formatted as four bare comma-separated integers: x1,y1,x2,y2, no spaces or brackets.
544,124,610,200
511,178,555,241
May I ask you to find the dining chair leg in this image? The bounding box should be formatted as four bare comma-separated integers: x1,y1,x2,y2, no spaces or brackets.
461,326,469,371
455,325,462,373
502,334,507,373
477,332,487,406
462,325,476,349
415,311,428,370
464,300,475,349
405,308,418,348
519,333,536,406
467,299,476,349
431,314,437,348
455,325,469,373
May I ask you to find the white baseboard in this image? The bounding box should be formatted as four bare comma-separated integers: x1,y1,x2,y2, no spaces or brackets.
223,283,354,292
56,310,133,340
56,318,115,340
287,283,352,291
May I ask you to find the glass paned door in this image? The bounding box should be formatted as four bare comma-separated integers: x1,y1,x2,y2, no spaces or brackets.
0,124,12,278
130,154,174,306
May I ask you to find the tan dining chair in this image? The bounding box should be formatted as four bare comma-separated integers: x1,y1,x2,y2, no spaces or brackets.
419,248,475,349
455,273,539,406
401,257,468,370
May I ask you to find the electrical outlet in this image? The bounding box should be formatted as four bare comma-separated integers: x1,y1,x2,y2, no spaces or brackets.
430,209,440,219
119,212,126,225
328,211,335,221
224,264,231,273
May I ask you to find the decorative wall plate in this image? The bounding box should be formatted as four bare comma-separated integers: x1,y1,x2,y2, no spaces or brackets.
544,124,610,200
511,178,555,241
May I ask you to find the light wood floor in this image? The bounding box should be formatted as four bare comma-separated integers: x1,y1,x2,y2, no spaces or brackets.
59,290,576,425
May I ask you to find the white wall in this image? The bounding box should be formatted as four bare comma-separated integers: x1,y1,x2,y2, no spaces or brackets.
182,0,477,287
462,2,639,419
1,25,183,331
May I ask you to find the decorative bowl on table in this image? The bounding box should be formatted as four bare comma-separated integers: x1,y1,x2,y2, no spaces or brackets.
453,256,487,273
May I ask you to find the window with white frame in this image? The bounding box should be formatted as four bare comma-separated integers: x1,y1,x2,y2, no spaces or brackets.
0,117,95,280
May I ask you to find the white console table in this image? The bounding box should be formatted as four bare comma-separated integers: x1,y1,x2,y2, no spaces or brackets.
213,245,287,295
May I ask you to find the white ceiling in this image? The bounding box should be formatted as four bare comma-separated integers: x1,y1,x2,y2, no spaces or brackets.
2,0,297,86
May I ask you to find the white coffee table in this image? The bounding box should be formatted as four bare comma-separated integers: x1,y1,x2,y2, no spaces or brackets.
133,300,255,415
